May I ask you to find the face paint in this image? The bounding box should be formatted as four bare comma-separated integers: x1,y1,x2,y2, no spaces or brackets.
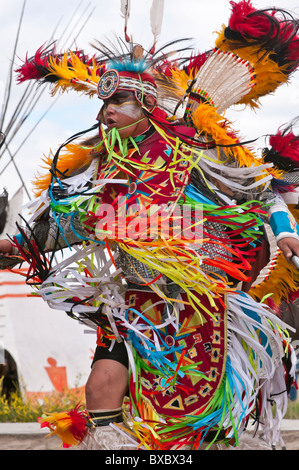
99,90,150,138
104,100,142,120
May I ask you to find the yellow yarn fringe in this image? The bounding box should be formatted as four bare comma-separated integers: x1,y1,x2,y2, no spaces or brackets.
249,250,299,306
121,398,163,450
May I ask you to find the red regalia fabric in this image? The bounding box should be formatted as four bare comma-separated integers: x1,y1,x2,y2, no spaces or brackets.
126,288,227,418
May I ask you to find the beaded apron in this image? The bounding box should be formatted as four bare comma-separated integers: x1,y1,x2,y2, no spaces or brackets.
125,288,227,419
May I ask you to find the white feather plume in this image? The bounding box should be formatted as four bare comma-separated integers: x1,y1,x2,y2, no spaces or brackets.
150,0,164,41
191,49,256,114
120,0,131,26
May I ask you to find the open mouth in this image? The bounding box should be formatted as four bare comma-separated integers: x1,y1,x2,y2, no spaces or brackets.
106,118,117,127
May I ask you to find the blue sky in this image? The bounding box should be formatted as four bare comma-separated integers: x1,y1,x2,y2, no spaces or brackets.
1,0,299,201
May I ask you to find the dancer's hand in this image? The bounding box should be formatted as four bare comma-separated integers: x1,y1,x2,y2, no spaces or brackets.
0,240,13,255
278,237,299,267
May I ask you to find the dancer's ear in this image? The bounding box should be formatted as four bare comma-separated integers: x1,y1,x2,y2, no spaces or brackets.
144,95,156,110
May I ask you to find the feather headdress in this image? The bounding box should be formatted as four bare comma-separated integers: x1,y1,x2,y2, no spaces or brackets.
150,1,299,117
15,0,170,102
15,1,299,117
184,47,256,117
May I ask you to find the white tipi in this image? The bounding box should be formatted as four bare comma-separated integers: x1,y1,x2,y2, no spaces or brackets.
0,1,97,400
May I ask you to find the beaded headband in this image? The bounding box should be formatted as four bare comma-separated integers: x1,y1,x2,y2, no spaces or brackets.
97,69,158,104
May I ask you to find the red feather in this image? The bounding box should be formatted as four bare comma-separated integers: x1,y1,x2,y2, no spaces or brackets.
263,119,299,171
228,0,267,38
184,51,209,77
225,0,299,76
38,403,89,448
15,45,101,85
270,131,299,163
15,45,53,83
67,404,89,445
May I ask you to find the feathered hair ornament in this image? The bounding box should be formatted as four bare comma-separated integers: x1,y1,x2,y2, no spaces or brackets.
183,47,256,120
147,1,299,119
14,1,299,118
120,0,131,43
120,0,165,53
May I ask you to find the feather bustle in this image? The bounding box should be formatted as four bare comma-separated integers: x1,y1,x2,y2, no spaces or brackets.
215,1,299,108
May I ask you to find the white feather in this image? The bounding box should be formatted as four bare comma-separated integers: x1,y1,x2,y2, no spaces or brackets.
150,0,164,40
192,50,255,114
120,0,131,25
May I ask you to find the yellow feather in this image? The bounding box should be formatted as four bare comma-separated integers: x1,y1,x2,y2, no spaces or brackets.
167,68,192,98
39,408,88,448
191,101,282,180
48,53,75,81
50,79,98,97
39,412,79,447
46,51,102,96
32,142,99,197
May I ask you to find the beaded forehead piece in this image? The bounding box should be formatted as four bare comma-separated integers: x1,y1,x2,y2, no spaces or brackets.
97,69,158,104
97,46,158,105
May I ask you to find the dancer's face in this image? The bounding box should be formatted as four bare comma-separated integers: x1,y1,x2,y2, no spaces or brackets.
100,91,151,138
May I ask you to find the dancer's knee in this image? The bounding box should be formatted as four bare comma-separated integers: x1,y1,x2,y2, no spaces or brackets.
85,359,128,409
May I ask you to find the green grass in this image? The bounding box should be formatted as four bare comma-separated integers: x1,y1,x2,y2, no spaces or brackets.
284,401,299,420
0,384,84,423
